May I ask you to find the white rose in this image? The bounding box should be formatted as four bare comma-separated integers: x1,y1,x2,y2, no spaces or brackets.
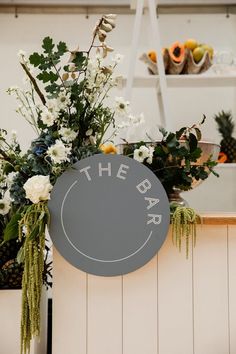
23,175,53,204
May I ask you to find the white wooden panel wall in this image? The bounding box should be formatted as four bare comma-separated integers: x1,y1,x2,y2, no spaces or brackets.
53,224,236,354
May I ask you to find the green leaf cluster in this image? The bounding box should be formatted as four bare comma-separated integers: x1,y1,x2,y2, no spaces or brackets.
29,37,69,94
123,122,218,195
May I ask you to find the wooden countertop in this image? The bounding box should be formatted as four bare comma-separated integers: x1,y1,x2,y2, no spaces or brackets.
200,213,236,225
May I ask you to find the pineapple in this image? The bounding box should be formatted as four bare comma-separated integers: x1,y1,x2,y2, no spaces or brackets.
1,259,23,289
214,110,236,163
0,224,23,289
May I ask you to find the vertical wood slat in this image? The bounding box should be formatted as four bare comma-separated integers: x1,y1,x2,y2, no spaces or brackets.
87,275,122,354
123,255,158,354
52,248,87,354
228,225,236,353
193,225,229,354
158,229,194,354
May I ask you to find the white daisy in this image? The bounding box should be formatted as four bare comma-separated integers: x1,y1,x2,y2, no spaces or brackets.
133,145,150,163
59,127,78,143
47,99,60,115
47,140,71,164
115,97,130,115
40,108,56,127
57,90,71,110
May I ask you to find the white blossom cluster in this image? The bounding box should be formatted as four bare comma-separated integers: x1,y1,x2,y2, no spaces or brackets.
40,90,71,127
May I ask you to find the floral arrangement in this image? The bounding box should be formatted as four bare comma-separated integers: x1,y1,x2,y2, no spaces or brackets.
0,14,218,354
0,14,145,354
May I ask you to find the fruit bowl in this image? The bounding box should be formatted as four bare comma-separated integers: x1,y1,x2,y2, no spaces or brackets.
140,40,213,75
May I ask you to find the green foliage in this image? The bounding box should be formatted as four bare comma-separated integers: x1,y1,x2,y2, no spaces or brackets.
37,71,58,83
42,36,54,53
29,36,69,93
123,120,218,195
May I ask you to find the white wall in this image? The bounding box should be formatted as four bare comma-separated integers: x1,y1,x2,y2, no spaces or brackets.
0,11,236,211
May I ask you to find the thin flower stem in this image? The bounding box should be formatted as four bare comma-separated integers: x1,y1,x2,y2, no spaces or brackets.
20,63,46,105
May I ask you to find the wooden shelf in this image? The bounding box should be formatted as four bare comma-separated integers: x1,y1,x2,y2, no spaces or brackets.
200,213,236,225
119,74,236,89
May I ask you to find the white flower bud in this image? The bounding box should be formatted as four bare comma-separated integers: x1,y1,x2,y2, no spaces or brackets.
104,18,116,28
104,14,117,20
101,22,113,32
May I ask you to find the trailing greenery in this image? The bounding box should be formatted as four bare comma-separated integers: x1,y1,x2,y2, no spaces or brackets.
19,202,50,354
171,206,200,258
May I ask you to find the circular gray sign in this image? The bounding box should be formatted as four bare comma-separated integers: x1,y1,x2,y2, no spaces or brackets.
49,154,170,276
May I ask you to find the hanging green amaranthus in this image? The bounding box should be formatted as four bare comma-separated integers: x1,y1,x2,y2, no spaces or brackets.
18,202,50,354
171,206,200,258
